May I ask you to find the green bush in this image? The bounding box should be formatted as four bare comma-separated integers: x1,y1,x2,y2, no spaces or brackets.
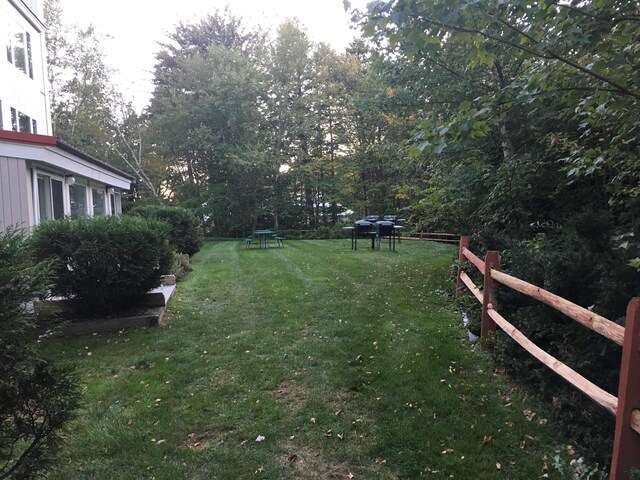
278,226,345,240
0,228,79,478
127,205,202,256
30,216,173,314
170,252,192,281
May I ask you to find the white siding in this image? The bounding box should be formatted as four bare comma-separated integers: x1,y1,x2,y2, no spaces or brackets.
0,0,50,135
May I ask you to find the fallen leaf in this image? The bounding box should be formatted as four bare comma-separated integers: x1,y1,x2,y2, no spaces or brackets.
441,448,454,454
347,473,354,479
375,457,386,464
156,439,166,445
255,435,265,442
482,435,492,445
496,462,501,470
288,454,298,462
310,417,316,424
255,466,265,473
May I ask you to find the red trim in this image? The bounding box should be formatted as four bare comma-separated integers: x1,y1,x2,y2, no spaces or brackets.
0,130,57,146
0,130,134,182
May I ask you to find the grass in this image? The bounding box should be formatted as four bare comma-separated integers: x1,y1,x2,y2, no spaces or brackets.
44,239,574,479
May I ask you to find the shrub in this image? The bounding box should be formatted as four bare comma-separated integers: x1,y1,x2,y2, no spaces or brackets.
30,216,173,314
0,228,80,478
170,252,192,281
278,226,345,240
127,205,202,256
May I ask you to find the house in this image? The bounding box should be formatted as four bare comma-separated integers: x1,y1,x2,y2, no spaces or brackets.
0,0,134,231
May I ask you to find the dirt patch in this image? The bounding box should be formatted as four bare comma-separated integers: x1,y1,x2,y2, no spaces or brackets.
280,444,354,480
181,428,233,450
274,380,310,414
301,322,311,338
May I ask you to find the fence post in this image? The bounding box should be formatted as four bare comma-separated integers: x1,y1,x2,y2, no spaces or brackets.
610,297,640,480
456,236,470,297
481,251,500,342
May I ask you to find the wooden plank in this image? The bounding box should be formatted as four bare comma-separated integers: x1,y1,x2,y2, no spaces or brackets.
491,269,624,346
632,409,640,435
456,236,470,298
611,298,640,479
418,232,459,237
462,247,485,273
487,307,618,415
459,271,483,303
419,238,460,243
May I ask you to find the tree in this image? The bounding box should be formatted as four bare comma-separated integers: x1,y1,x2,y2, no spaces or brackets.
147,10,275,234
0,229,79,479
361,0,640,466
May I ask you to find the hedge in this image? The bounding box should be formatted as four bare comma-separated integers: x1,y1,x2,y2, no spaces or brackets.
30,216,173,314
127,205,202,256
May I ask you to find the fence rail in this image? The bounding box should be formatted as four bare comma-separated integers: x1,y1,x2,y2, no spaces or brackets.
455,236,640,480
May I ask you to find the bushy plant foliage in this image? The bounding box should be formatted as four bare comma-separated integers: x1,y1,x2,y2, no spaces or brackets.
29,216,173,314
363,0,640,467
127,205,202,256
0,228,79,478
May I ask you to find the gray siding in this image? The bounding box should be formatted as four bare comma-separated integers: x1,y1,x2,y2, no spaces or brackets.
0,156,31,231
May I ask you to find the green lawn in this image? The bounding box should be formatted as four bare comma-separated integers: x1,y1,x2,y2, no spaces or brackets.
45,239,571,479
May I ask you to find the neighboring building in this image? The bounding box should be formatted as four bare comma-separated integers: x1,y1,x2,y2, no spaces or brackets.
0,0,134,231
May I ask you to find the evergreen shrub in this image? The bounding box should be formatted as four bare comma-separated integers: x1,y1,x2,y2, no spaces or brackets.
0,228,79,478
127,205,202,256
30,216,173,314
279,226,344,240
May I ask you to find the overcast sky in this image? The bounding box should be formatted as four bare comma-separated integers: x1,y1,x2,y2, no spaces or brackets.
58,0,370,111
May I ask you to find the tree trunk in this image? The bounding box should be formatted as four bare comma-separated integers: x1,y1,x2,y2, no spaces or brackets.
494,59,515,160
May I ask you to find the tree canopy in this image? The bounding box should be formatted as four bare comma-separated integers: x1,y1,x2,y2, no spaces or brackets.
44,1,640,466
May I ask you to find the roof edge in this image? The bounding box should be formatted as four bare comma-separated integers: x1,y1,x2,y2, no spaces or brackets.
55,139,136,182
0,130,57,146
8,0,45,32
0,130,135,182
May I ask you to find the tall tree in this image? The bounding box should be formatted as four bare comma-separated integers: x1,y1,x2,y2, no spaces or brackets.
361,0,640,465
147,10,274,234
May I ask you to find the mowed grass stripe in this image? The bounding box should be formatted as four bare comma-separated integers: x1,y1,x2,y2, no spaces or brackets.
44,240,567,479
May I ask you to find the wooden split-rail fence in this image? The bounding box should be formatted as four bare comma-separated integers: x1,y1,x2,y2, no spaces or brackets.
455,236,640,479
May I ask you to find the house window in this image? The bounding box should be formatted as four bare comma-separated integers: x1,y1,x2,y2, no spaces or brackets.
9,107,36,133
10,108,17,131
110,193,116,215
18,112,30,132
26,32,33,79
36,175,64,222
92,188,106,216
13,33,26,74
6,26,32,78
69,184,88,218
